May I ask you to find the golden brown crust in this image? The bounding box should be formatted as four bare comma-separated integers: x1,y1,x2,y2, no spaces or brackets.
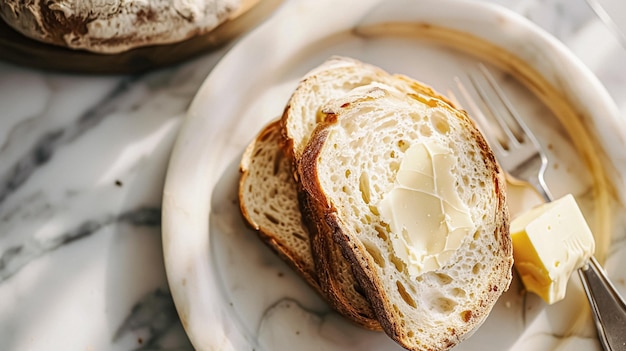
298,124,381,330
299,191,381,330
299,120,396,335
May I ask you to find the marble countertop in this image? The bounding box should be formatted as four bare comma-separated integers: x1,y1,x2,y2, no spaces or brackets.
0,0,624,350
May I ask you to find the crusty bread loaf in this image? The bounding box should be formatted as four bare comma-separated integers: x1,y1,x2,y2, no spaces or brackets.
238,119,380,330
0,0,240,53
298,83,512,350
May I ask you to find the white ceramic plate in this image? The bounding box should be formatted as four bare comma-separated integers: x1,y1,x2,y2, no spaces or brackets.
162,0,626,350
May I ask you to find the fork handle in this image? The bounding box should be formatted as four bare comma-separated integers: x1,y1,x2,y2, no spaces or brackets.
578,256,626,350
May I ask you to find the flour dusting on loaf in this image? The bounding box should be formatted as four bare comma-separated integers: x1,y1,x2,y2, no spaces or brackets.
0,0,240,53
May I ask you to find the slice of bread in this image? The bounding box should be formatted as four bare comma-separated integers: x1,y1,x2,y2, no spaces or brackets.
239,119,380,330
281,57,464,334
298,84,512,351
239,120,319,291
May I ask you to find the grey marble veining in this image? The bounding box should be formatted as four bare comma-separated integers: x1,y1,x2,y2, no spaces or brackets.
0,50,227,349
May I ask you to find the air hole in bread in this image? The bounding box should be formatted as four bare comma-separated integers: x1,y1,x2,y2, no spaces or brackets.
354,283,367,298
390,150,396,158
462,175,469,186
390,254,404,273
359,106,375,116
377,118,398,131
407,331,415,338
461,310,473,323
264,213,280,225
397,281,417,308
392,303,401,315
451,288,466,298
473,230,480,241
369,205,380,216
431,111,450,134
469,193,477,206
272,150,282,175
432,296,457,314
409,112,422,121
359,172,371,204
375,225,388,241
345,169,351,178
363,214,372,225
472,263,482,275
389,161,400,173
364,242,385,268
344,121,357,133
397,139,409,152
293,232,307,241
342,186,351,195
420,124,432,137
434,273,453,285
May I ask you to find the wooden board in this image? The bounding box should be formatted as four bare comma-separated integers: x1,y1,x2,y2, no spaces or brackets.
0,0,282,74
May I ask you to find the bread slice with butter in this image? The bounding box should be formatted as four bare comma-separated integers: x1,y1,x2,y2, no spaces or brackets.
298,84,513,351
281,57,461,325
238,119,380,330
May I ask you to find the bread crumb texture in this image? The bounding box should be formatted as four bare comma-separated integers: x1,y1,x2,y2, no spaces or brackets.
309,83,511,350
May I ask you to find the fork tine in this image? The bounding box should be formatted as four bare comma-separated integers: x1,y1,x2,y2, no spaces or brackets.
452,76,508,156
468,68,521,150
457,66,626,351
475,64,541,148
454,65,553,202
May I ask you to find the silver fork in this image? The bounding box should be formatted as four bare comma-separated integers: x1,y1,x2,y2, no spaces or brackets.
454,64,626,351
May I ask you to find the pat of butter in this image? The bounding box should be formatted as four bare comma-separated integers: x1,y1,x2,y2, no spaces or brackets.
511,194,595,304
378,141,474,277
